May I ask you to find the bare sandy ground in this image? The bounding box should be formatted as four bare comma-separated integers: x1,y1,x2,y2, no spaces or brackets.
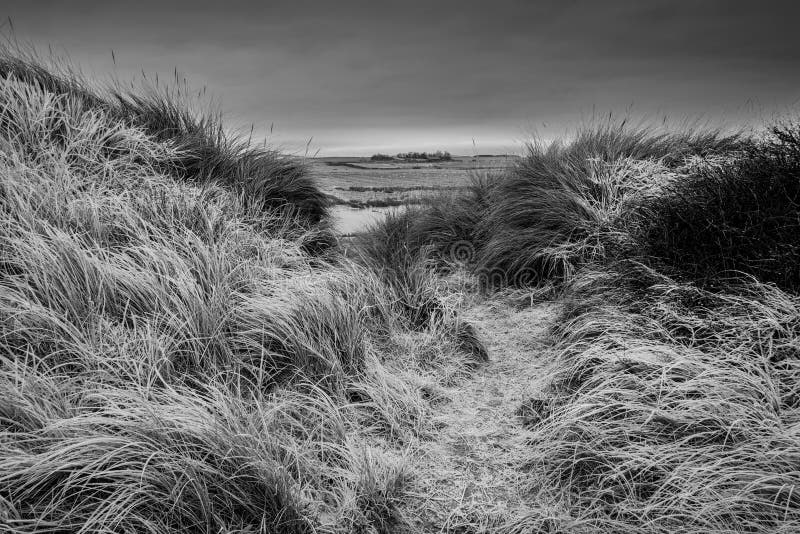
406,299,560,532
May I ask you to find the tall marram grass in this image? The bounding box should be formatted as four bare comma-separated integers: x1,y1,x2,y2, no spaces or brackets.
630,122,800,292
353,209,488,365
516,263,800,533
0,45,330,234
491,120,800,532
0,52,479,532
353,115,800,531
363,119,743,289
471,120,742,283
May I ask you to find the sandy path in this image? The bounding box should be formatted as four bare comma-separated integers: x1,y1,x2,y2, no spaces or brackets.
407,300,559,533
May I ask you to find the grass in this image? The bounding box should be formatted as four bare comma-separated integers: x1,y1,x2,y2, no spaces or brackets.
335,185,459,193
353,210,488,366
363,119,743,290
516,263,800,532
353,116,800,532
0,45,329,233
629,122,800,292
486,121,798,532
0,48,485,532
4,40,800,533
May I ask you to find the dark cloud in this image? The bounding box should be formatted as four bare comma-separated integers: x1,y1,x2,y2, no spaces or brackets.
5,0,800,154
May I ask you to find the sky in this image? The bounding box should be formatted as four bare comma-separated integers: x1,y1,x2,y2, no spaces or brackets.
4,0,800,156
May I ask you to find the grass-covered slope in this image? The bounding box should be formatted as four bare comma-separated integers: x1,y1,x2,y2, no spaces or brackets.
0,53,483,533
360,119,800,532
0,48,330,233
519,265,800,533
631,122,800,292
358,121,744,289
513,126,800,531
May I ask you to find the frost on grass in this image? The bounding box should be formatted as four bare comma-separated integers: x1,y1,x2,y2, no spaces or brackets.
0,54,482,533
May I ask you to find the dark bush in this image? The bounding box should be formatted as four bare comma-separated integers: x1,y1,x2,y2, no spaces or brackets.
395,150,452,161
632,123,800,292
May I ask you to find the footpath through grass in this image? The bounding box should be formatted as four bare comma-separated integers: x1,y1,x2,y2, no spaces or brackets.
405,297,559,532
4,42,800,533
359,117,800,533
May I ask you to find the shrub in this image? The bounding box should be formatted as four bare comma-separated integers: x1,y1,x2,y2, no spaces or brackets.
395,150,452,161
631,123,800,292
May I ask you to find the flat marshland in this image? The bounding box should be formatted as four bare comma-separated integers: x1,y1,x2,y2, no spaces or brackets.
2,49,800,534
312,155,516,235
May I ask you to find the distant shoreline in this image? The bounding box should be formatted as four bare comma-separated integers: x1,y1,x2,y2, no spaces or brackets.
313,154,520,161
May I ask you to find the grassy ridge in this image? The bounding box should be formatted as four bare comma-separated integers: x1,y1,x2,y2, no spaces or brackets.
513,264,800,532
358,121,744,289
0,52,482,532
0,47,329,233
631,122,800,292
363,119,800,531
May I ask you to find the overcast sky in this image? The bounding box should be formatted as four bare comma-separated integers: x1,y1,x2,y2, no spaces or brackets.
5,1,800,155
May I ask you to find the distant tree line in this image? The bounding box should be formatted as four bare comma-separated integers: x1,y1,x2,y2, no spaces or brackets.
370,150,452,161
397,150,452,161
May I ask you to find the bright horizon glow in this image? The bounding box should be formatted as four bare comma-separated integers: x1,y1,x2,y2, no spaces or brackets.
255,127,525,157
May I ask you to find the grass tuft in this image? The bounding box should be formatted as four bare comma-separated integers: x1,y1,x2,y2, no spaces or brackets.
630,123,800,291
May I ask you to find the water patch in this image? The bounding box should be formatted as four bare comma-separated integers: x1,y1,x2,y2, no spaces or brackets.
331,205,395,234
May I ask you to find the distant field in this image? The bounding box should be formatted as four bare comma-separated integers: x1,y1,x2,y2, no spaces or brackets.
312,154,517,204
312,155,518,233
